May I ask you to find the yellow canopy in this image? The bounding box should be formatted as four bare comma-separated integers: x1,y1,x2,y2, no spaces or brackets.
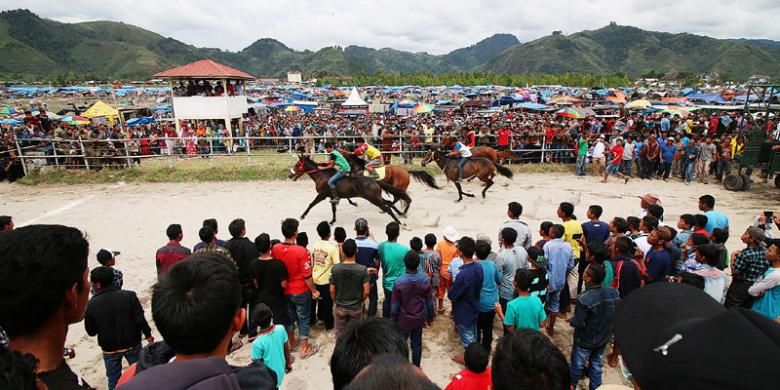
82,100,119,118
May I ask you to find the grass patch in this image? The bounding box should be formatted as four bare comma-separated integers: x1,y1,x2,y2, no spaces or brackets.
17,154,574,185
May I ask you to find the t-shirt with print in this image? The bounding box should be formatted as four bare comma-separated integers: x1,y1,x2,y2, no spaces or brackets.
251,325,288,387
330,262,369,309
271,243,312,295
311,240,340,285
503,295,546,331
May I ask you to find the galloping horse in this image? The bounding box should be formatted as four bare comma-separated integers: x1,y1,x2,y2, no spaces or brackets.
341,151,440,214
421,149,513,202
439,136,498,162
290,155,410,225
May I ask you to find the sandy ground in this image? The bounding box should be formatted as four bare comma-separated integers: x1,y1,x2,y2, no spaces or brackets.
1,172,779,389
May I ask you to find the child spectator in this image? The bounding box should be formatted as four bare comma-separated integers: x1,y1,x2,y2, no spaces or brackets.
250,303,291,388
569,263,620,390
626,216,641,239
587,242,613,287
693,214,709,236
674,214,695,247
475,240,501,352
502,269,546,332
681,233,711,273
534,221,553,249
692,244,729,303
526,246,548,303
711,227,730,270
749,239,780,321
543,224,573,336
448,237,483,365
437,226,460,314
334,227,347,261
420,234,442,312
390,251,434,367
330,239,370,337
604,217,628,250
491,329,570,390
444,343,491,390
96,248,123,289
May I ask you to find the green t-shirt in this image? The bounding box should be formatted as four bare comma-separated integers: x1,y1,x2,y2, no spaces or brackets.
577,137,589,156
251,325,288,387
601,261,615,288
378,242,410,291
330,150,351,172
503,295,546,331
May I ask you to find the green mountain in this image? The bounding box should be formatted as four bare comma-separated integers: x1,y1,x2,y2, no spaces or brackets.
487,24,780,79
2,10,780,81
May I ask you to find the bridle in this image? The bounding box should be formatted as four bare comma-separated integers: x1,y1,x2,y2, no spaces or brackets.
290,158,320,181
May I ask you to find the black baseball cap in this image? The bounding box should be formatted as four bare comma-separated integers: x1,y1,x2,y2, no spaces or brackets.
613,283,780,389
96,248,120,264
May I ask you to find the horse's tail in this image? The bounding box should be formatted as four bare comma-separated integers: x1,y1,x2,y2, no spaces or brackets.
409,170,440,189
494,162,514,179
377,180,411,204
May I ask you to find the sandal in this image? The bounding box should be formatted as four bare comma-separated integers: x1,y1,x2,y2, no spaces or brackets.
300,344,319,360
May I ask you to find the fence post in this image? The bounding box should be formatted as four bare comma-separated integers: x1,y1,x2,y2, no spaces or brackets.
540,142,546,163
78,137,90,170
14,134,28,176
123,139,132,167
51,140,59,168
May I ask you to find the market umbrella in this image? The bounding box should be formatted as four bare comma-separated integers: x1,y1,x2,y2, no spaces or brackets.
625,99,652,109
126,116,156,127
0,107,18,115
555,107,581,119
285,105,301,112
60,116,91,125
661,108,691,117
414,104,434,114
0,118,22,125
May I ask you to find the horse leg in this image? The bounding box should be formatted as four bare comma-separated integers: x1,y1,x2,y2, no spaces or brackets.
481,178,494,198
456,181,475,198
330,198,338,225
370,196,401,224
301,193,327,220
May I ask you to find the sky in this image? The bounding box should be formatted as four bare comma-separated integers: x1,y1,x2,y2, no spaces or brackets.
3,0,780,54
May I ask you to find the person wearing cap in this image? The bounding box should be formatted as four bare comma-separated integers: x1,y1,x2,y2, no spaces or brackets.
659,137,677,181
353,218,380,317
613,283,780,389
725,226,769,309
568,263,620,390
85,266,153,390
97,248,123,290
749,239,780,321
437,226,460,314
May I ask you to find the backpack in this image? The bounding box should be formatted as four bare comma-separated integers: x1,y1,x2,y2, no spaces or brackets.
612,259,645,290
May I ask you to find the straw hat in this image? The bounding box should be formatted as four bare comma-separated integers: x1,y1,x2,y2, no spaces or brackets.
442,225,460,242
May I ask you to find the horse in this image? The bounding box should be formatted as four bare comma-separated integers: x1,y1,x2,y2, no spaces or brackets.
421,148,513,202
289,155,411,225
439,136,498,162
340,151,440,214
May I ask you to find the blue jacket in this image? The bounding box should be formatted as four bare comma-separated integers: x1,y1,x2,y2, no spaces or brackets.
448,261,483,327
391,271,434,331
570,285,621,349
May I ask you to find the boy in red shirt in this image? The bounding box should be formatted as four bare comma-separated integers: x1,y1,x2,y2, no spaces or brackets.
602,138,629,184
444,343,492,390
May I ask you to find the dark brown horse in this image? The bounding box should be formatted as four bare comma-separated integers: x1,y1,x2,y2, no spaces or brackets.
290,155,410,225
341,151,440,214
421,149,513,201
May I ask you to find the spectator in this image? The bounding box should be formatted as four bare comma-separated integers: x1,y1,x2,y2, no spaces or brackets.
526,246,549,302
353,218,380,317
251,233,290,333
497,227,529,314
0,215,13,232
499,202,532,249
0,225,92,390
534,221,553,249
390,251,434,367
249,303,291,388
0,337,42,390
193,218,226,250
568,263,620,390
674,214,695,247
194,226,234,261
330,318,409,390
436,226,460,314
643,226,673,284
310,221,340,330
342,353,438,390
698,194,729,233
330,239,370,337
503,268,546,332
693,214,709,236
379,222,410,318
419,234,442,312
749,239,780,321
579,205,609,293
96,248,123,289
586,242,613,287
474,240,500,352
120,253,277,390
491,329,570,390
448,237,483,365
444,343,491,390
155,224,191,277
725,226,768,309
610,236,643,299
692,243,729,303
271,218,320,359
224,218,258,337
84,266,153,390
543,224,573,336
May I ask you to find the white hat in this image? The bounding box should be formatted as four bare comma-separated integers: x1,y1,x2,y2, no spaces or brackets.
442,225,460,242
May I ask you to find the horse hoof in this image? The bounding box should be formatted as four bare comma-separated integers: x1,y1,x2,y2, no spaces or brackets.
300,215,306,220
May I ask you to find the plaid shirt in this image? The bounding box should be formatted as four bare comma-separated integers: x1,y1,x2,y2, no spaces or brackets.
732,246,769,282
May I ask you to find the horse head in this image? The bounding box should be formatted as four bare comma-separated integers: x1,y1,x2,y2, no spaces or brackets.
289,154,317,181
421,147,441,167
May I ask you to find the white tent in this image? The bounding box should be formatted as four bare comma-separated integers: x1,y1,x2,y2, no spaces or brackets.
342,87,368,107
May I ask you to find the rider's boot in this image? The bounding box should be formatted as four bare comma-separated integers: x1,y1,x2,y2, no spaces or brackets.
368,167,379,178
330,187,340,204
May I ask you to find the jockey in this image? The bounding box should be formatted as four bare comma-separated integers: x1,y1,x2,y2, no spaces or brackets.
447,136,472,182
320,142,351,204
354,137,384,178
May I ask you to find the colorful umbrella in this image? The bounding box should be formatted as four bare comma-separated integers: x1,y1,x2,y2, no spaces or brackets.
0,107,18,115
0,118,22,125
661,108,691,118
285,105,301,112
60,116,91,125
555,108,581,119
625,99,652,109
414,104,434,114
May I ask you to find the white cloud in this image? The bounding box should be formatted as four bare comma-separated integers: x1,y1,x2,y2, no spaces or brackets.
2,0,779,54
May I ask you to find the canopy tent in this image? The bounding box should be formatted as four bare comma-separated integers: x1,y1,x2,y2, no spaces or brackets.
154,59,255,80
82,100,119,118
342,87,368,107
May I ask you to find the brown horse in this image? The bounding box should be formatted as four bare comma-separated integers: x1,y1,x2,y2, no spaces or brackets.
290,155,410,225
421,149,513,202
341,151,440,214
439,136,498,162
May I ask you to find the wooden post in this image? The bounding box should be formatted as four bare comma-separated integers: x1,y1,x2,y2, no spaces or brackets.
170,79,180,135
78,137,90,170
13,134,27,176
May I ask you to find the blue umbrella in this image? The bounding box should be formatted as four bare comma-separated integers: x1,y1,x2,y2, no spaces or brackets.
0,118,23,125
126,116,155,126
